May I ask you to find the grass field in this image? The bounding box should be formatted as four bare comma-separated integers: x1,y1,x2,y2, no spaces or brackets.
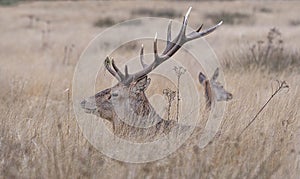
0,1,300,178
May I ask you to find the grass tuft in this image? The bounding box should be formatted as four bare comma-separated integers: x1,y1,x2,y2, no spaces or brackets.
259,7,273,13
290,19,300,26
223,28,300,72
94,17,116,27
206,11,251,25
131,8,182,18
0,0,20,6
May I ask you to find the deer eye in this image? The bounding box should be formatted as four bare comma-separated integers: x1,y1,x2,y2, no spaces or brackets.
112,93,118,97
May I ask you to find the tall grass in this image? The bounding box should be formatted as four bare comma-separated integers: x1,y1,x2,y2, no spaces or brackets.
2,69,298,178
0,1,299,178
223,28,300,73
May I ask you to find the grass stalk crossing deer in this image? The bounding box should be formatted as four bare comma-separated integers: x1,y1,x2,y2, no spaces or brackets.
80,7,232,141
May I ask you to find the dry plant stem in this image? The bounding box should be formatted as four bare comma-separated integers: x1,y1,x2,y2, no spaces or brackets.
176,75,180,122
41,78,53,121
163,88,175,120
237,81,289,139
65,88,71,135
63,45,74,65
173,66,186,122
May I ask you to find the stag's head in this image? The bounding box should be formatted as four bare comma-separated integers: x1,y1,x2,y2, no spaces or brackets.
80,75,151,122
199,68,233,108
80,7,226,123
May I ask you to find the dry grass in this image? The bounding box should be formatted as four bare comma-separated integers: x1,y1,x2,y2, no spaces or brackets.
131,8,182,18
94,17,117,27
0,1,300,178
0,0,19,6
205,11,252,25
223,28,300,72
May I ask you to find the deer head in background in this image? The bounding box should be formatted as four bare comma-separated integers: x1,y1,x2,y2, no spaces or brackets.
199,68,233,109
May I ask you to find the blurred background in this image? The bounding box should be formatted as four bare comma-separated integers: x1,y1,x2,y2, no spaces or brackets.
0,0,299,178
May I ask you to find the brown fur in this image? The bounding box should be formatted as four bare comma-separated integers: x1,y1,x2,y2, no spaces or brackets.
204,80,213,109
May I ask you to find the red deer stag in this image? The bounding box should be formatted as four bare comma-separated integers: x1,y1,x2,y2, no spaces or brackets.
80,7,232,141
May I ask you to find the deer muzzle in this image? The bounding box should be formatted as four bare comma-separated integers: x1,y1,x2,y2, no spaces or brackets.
80,97,97,113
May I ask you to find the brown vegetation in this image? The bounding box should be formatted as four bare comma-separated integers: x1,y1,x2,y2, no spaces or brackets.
0,1,299,178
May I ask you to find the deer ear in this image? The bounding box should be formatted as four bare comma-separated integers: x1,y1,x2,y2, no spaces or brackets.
145,78,151,90
198,72,206,85
211,68,219,81
135,76,151,91
139,77,151,90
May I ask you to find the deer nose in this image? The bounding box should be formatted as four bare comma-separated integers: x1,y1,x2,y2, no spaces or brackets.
228,93,233,100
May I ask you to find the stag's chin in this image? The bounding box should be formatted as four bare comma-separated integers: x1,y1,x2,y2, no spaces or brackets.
80,99,97,113
83,108,96,114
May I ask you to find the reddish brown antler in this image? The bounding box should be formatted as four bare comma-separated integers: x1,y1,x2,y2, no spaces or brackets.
105,7,222,85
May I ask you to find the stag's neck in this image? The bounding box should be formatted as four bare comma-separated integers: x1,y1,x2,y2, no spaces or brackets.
129,91,152,117
111,91,180,140
112,114,178,142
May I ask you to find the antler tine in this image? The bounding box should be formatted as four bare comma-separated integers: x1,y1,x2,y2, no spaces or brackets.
140,44,148,69
196,24,203,32
124,65,129,78
111,58,125,80
187,21,223,41
164,20,173,53
107,7,222,85
162,7,190,56
167,21,172,45
153,32,159,60
104,57,121,81
182,6,192,35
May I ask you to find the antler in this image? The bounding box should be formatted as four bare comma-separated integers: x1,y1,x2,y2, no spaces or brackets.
105,7,223,85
